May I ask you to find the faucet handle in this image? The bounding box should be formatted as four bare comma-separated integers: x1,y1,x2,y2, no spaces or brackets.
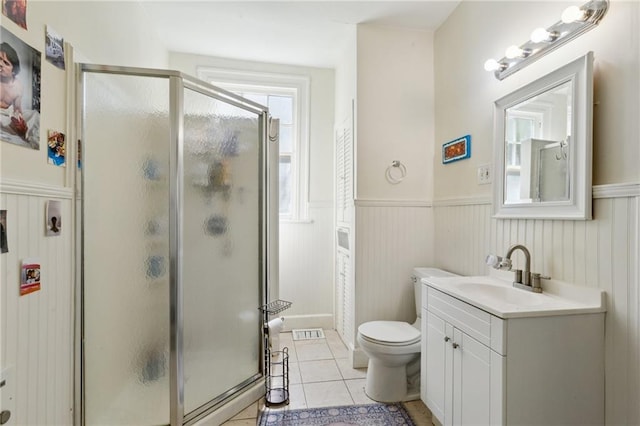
486,254,513,270
485,254,502,268
530,273,550,293
531,272,551,280
498,258,513,270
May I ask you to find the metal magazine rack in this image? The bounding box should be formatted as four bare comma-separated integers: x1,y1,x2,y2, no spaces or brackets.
259,299,292,406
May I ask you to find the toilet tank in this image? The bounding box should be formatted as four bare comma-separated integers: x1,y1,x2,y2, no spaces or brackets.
412,268,458,317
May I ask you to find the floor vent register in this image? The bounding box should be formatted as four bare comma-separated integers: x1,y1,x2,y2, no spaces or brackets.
291,328,325,341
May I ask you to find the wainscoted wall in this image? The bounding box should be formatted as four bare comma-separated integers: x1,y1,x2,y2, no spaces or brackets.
433,184,640,426
353,202,433,344
0,181,74,425
279,204,334,329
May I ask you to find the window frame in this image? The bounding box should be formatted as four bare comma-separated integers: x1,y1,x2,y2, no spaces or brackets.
197,67,310,222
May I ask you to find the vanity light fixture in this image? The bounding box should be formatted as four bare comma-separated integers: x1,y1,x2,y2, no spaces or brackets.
484,58,506,72
505,45,531,59
561,5,588,24
530,28,559,43
485,0,609,80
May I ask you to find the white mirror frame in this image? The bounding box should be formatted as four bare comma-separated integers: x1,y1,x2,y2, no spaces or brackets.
493,51,593,220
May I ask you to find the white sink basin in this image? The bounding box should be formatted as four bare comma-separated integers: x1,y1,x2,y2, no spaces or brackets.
422,274,606,318
455,282,546,307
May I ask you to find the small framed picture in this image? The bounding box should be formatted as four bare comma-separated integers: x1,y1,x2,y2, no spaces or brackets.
0,209,7,253
47,130,65,167
443,135,471,164
0,25,41,149
21,257,40,296
46,200,61,236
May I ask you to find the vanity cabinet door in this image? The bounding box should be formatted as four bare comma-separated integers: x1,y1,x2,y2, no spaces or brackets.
424,310,448,424
424,288,504,426
452,328,492,425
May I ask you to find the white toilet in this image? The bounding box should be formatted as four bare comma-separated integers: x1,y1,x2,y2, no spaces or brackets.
357,267,458,402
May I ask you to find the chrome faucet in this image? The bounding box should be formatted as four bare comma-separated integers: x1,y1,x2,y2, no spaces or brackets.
486,244,549,293
505,244,531,286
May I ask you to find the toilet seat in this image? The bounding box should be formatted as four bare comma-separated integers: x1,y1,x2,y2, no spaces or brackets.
358,321,420,346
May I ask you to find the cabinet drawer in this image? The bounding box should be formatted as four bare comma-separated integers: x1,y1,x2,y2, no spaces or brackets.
427,287,504,352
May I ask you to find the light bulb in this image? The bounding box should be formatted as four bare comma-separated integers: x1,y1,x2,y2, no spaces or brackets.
531,27,551,43
561,5,585,23
484,59,502,72
505,45,524,59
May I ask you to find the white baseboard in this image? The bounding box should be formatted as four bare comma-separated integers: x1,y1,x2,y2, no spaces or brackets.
336,335,369,369
194,381,264,426
350,346,369,369
281,314,334,331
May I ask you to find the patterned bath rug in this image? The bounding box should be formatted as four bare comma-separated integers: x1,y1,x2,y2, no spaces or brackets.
258,403,416,425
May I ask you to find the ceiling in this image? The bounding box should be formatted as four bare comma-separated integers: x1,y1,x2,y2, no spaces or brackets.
140,1,461,68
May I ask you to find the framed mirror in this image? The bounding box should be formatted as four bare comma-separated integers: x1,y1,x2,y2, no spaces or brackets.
493,51,593,220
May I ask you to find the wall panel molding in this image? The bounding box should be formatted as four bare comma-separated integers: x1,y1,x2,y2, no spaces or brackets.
354,204,433,338
592,182,640,199
0,178,74,199
432,182,640,208
0,192,74,425
432,195,491,207
279,205,333,319
433,193,639,426
355,199,431,207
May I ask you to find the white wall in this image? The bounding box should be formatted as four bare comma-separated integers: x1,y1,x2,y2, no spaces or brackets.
334,26,357,132
433,1,639,200
356,24,435,201
0,2,168,424
0,1,168,187
348,25,436,351
168,53,336,326
433,2,640,424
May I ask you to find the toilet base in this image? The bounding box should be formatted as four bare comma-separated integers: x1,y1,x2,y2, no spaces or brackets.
364,358,417,403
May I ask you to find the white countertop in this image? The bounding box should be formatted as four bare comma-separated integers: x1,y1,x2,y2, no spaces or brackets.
422,270,607,319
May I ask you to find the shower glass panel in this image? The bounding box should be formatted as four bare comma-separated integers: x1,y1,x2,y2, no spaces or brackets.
81,65,269,426
83,72,171,425
182,88,262,416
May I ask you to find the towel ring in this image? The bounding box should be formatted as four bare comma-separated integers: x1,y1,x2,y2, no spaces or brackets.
385,160,406,184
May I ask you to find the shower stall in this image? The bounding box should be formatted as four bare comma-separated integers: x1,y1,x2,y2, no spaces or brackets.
77,65,275,425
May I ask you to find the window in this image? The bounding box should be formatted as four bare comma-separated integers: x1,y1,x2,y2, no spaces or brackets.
198,68,309,221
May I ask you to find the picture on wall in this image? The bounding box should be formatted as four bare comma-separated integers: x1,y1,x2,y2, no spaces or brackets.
46,199,61,236
0,209,7,253
0,25,41,149
20,257,40,296
47,130,65,166
1,0,27,30
442,134,471,164
45,25,64,70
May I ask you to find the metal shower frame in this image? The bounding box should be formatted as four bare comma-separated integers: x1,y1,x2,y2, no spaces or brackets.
76,64,271,426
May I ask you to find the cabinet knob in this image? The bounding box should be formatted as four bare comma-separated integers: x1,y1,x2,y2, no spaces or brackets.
452,342,459,349
444,336,450,342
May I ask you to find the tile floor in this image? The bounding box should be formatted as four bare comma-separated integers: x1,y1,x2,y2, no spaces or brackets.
222,329,433,425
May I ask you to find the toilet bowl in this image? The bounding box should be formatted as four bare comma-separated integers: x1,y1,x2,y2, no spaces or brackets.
357,267,458,402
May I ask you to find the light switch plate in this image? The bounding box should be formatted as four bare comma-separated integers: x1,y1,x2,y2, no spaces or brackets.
477,164,492,185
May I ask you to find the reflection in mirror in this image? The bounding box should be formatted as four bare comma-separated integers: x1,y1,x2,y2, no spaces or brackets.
493,52,593,220
504,80,572,204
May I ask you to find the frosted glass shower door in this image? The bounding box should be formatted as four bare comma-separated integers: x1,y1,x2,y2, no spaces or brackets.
82,72,171,425
182,87,263,417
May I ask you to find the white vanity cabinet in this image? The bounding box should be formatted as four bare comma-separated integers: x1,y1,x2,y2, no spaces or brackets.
421,283,605,426
422,286,503,425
